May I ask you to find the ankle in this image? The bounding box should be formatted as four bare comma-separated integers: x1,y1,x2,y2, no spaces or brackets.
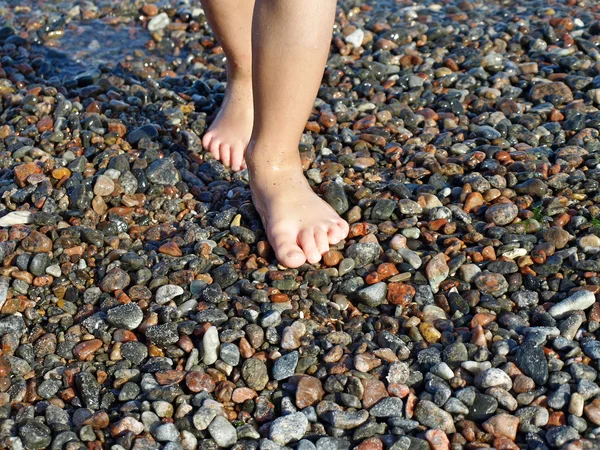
247,143,302,179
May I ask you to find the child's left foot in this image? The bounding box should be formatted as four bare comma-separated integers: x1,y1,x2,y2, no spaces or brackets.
202,78,254,171
246,142,349,268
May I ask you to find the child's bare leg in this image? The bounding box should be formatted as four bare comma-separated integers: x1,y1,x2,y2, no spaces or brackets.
200,0,254,171
247,0,349,268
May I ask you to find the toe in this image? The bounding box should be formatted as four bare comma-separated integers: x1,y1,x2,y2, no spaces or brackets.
270,231,306,268
299,228,322,265
230,142,245,172
328,219,349,244
202,132,213,150
220,144,231,167
336,218,350,239
209,139,221,159
327,224,341,244
314,227,330,255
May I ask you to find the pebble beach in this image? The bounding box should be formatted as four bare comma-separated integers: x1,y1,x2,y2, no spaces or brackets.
2,0,600,449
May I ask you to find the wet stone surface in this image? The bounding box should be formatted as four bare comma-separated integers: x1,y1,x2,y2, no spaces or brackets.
2,0,600,449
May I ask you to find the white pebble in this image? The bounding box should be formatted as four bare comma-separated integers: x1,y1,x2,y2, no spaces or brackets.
0,211,33,227
345,29,365,48
202,326,220,365
548,290,596,318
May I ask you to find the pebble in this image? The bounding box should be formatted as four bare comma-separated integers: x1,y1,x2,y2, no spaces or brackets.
156,284,184,304
208,416,237,447
269,412,308,445
549,291,596,318
242,358,269,391
202,326,219,365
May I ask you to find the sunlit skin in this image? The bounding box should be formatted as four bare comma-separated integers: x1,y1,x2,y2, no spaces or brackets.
200,0,349,268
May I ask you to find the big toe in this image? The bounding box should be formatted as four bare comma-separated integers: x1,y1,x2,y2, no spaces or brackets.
327,219,349,244
270,231,307,268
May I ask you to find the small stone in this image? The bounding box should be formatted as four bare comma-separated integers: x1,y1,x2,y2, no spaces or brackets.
584,398,600,425
146,158,179,185
414,400,455,433
273,351,299,380
208,415,237,447
281,321,306,350
242,358,268,391
107,303,144,330
0,211,33,227
530,81,573,104
345,29,365,48
474,272,509,297
269,412,308,445
193,407,217,431
99,268,131,292
549,290,596,318
544,226,571,249
14,162,42,187
73,339,103,360
358,282,387,306
158,242,182,257
514,341,548,386
485,202,518,225
425,253,448,294
22,231,53,253
155,423,180,442
296,376,325,409
202,326,219,365
19,420,52,449
94,175,115,196
147,12,170,32
370,397,403,418
483,414,519,440
156,284,184,304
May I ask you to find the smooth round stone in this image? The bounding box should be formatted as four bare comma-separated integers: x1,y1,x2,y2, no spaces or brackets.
208,416,237,447
19,419,52,449
220,343,240,366
242,358,269,391
121,341,148,365
202,326,219,365
485,202,518,225
99,268,131,292
146,158,179,185
29,253,50,276
94,175,115,196
269,412,309,445
107,303,143,330
155,422,180,442
155,284,184,305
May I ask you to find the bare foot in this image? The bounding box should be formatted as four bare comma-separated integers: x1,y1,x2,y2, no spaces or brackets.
202,79,254,172
247,144,349,268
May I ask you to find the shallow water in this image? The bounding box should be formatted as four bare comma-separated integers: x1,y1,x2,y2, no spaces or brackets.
40,19,149,78
0,0,416,79
0,0,149,78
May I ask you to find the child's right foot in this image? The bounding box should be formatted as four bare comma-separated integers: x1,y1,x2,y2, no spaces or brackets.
247,143,349,268
202,78,254,172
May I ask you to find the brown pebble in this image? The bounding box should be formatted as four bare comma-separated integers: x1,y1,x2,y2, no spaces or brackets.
22,231,53,253
73,339,103,360
158,242,182,257
14,162,42,187
295,375,324,409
